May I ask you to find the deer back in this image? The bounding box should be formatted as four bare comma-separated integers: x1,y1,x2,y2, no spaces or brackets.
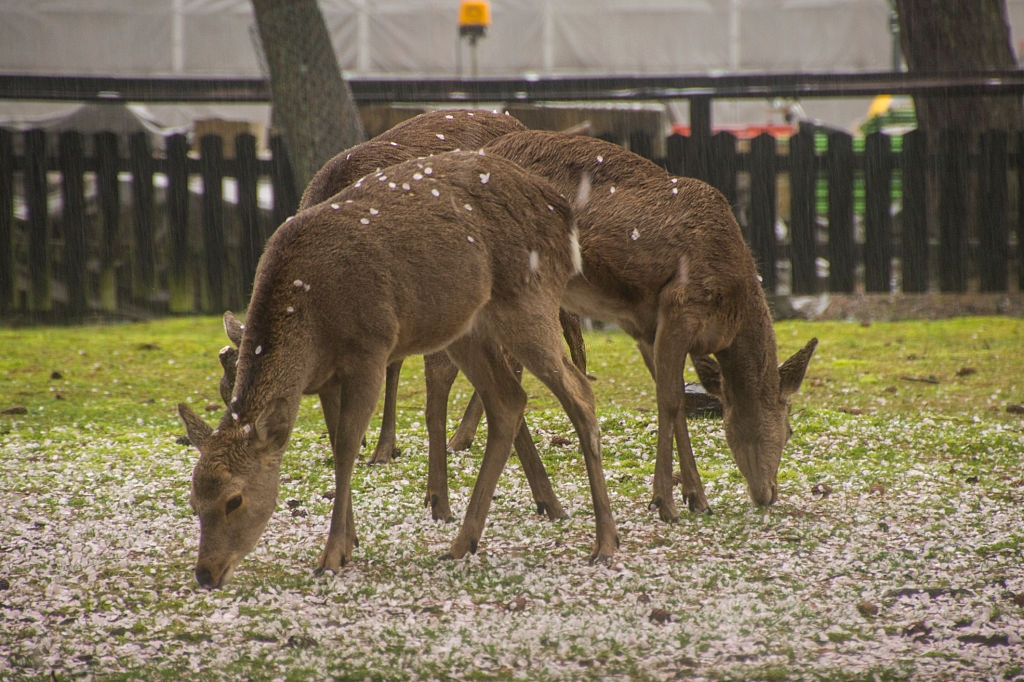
300,110,527,210
483,130,759,333
235,150,578,413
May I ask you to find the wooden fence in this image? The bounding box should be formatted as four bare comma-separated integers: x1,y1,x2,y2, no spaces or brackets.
1,124,1021,321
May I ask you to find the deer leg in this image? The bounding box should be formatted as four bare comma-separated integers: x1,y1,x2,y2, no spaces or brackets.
446,391,483,452
369,360,402,464
318,385,358,548
672,406,710,514
496,303,617,563
424,351,460,522
317,364,385,573
559,308,589,377
442,335,526,559
512,417,567,520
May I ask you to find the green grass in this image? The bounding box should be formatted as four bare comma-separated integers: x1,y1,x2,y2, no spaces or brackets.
1,316,1023,681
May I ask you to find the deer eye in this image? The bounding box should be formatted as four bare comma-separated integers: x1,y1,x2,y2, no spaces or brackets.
226,495,243,515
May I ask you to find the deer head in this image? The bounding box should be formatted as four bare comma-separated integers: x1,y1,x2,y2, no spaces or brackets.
179,397,293,588
694,337,818,506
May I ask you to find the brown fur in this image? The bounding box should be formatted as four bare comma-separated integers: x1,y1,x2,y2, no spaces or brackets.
179,150,617,588
290,109,584,480
479,130,818,517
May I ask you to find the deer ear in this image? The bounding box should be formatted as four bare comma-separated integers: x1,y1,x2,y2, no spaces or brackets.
693,354,723,398
218,346,239,405
223,311,244,346
779,338,818,398
254,397,292,452
178,403,214,448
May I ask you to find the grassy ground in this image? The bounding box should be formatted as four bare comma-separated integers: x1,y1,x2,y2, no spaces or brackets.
1,316,1022,681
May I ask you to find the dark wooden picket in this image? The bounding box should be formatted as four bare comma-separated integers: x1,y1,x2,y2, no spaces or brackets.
749,133,778,291
57,131,88,318
825,131,855,293
900,129,928,293
0,128,12,314
978,130,1009,292
1,121,1020,321
789,128,818,295
863,131,893,293
939,129,969,293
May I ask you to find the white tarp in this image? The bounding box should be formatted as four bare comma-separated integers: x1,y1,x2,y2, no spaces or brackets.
1,0,1021,132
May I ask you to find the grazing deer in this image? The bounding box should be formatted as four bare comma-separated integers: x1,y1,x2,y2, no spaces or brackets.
219,108,584,521
465,130,817,520
178,151,617,588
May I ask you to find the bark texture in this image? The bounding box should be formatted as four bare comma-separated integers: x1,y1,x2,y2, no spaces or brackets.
251,0,365,190
895,0,1023,140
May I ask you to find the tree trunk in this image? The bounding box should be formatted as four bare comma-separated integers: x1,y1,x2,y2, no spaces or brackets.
251,0,365,191
895,0,1023,142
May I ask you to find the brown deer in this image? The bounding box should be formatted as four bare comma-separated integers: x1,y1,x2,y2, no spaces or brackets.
218,108,585,522
178,150,617,588
452,130,817,520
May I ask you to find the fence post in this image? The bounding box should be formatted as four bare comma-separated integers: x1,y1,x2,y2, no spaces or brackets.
749,133,778,292
199,134,226,314
0,129,13,314
25,129,50,314
789,127,818,294
166,133,192,312
128,132,156,305
863,131,893,293
1019,132,1024,292
269,134,299,229
236,133,262,307
709,132,738,210
977,130,1008,292
938,129,968,292
94,131,121,312
900,129,928,293
58,131,89,320
664,133,686,177
825,131,855,293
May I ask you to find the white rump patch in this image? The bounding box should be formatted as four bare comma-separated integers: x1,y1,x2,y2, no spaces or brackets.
576,173,592,209
569,227,583,274
678,254,690,285
528,250,540,272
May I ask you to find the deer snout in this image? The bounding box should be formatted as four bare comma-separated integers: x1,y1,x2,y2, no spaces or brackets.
194,561,233,589
748,480,778,507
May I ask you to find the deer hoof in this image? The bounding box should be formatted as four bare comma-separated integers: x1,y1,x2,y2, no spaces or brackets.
469,539,478,555
649,496,680,523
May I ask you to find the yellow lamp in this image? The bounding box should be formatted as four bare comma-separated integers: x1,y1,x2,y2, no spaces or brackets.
459,1,491,39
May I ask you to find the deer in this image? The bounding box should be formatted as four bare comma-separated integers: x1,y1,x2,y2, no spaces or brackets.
178,150,618,588
425,129,816,521
214,109,585,522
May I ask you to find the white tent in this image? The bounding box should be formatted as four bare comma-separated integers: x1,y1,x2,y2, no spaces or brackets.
1,0,1021,133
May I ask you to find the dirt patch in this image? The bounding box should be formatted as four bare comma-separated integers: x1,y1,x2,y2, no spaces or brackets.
771,292,1024,322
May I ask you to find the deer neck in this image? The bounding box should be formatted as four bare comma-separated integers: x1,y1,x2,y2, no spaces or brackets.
715,295,780,412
